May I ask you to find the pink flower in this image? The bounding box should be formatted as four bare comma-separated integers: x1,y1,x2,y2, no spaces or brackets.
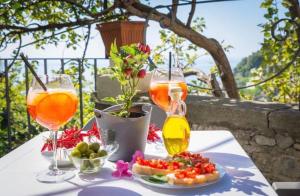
145,45,151,54
112,160,132,178
137,43,151,54
124,67,133,77
129,150,144,168
137,69,146,78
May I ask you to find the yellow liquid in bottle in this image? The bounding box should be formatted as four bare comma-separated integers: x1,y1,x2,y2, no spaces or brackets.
162,115,190,155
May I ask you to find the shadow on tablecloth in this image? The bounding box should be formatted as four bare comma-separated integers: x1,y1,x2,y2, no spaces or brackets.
77,186,141,196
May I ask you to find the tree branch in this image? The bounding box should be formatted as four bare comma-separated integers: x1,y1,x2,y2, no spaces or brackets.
183,68,209,83
120,0,239,99
171,0,179,24
0,13,120,34
104,0,108,9
58,0,95,17
209,73,224,97
80,25,91,71
7,34,22,71
36,0,116,18
79,25,91,74
0,20,91,33
183,68,224,97
19,26,81,49
186,0,196,27
0,0,118,33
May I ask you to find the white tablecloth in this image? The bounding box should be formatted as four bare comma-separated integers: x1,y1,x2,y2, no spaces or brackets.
0,131,277,196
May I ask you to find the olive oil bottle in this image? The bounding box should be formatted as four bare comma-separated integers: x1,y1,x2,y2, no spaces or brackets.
162,85,190,155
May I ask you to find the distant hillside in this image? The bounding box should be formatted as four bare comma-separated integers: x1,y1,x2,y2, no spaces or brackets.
234,51,263,86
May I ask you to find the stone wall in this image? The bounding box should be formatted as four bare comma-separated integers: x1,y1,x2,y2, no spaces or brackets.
186,95,300,182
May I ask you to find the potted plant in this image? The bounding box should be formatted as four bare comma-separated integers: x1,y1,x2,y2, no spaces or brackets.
96,20,146,57
95,42,153,162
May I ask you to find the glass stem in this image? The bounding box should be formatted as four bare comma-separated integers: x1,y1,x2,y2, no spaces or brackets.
52,131,59,173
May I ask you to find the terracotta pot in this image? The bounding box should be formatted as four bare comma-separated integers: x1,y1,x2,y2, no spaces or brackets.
94,103,152,162
96,21,146,57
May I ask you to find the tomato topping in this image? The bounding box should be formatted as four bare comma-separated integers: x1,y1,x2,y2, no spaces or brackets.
135,152,217,175
204,163,216,173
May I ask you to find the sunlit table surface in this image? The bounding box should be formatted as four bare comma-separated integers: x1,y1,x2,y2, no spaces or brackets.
0,131,277,196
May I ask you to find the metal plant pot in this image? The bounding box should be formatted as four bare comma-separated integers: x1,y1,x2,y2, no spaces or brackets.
94,103,152,162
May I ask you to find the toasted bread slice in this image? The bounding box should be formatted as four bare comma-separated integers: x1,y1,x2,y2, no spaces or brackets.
167,173,195,186
205,171,220,182
167,171,220,186
132,163,172,176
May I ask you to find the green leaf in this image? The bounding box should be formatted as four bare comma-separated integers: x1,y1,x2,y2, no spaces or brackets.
110,40,118,57
102,97,118,104
121,45,136,55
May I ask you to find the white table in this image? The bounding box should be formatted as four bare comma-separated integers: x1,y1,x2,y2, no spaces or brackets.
0,131,277,196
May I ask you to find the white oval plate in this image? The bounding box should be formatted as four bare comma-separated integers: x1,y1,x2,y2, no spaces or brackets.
133,164,226,189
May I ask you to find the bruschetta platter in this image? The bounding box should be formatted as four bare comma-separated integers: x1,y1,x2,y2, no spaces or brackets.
132,152,225,189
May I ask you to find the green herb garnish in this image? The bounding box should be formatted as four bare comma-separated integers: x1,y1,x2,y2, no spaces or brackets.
173,157,192,166
142,174,168,184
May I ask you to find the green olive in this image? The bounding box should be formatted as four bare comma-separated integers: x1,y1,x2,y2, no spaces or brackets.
76,142,88,153
86,149,94,157
97,150,108,157
71,149,81,158
89,152,97,159
81,153,88,159
89,143,100,153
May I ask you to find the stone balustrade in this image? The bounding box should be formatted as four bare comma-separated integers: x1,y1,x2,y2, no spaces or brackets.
186,95,300,182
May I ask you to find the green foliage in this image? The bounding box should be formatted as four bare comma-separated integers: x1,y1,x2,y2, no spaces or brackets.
235,1,299,103
103,42,150,117
234,51,263,87
0,60,95,157
234,51,263,78
257,0,299,103
0,60,44,156
0,0,118,52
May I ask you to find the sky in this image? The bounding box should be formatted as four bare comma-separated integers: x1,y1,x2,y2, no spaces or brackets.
0,0,282,73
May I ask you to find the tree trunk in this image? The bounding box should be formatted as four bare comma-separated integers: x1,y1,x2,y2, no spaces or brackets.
209,73,225,97
120,0,239,99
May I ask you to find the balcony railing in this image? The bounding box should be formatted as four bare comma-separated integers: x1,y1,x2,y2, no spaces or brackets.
0,57,109,151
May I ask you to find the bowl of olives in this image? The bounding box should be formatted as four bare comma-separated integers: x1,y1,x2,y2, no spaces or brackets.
69,141,118,174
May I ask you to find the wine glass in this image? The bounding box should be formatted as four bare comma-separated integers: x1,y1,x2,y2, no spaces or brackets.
27,74,78,183
149,68,187,112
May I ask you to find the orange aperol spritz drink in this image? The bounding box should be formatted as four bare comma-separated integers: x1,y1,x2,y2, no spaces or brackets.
27,89,78,131
27,74,78,183
149,81,187,111
149,68,187,111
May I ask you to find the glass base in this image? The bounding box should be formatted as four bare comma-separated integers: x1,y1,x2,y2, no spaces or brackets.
36,169,75,183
